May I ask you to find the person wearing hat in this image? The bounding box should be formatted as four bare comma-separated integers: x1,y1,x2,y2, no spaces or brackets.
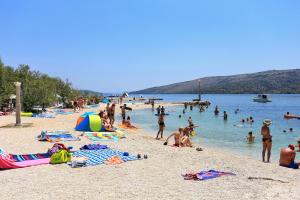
279,144,299,169
261,119,272,162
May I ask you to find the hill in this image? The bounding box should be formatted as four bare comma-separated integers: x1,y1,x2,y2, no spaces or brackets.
79,89,103,96
131,69,300,94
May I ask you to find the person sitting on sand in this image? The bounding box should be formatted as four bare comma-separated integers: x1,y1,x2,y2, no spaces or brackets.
102,116,115,132
180,127,193,147
279,144,299,169
98,110,105,118
261,119,272,163
122,116,137,129
246,131,255,143
164,128,183,147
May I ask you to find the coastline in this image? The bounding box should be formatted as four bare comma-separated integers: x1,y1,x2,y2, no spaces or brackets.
0,103,299,200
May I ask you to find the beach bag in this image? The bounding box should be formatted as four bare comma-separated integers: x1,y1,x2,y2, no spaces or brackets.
50,150,72,164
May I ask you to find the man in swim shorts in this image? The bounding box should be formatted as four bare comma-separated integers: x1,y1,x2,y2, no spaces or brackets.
279,145,299,169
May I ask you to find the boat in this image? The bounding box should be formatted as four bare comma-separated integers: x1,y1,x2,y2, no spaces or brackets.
253,94,272,103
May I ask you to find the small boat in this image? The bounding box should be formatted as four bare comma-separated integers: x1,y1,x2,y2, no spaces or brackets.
253,94,272,103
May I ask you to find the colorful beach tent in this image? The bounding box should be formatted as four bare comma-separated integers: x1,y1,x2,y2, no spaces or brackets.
75,113,105,132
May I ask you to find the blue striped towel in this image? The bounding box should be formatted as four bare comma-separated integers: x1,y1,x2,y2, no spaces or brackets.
71,148,137,166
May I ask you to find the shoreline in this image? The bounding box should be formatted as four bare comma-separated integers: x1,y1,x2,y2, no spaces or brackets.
0,103,299,200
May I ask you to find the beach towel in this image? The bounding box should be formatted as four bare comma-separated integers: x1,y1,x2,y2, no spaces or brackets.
84,131,124,142
71,148,137,166
182,170,235,181
0,148,50,169
80,144,108,150
37,131,79,142
53,109,74,115
32,113,55,118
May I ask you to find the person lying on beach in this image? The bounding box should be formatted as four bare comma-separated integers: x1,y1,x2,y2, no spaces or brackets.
122,116,138,129
279,145,299,169
163,128,183,147
246,131,255,143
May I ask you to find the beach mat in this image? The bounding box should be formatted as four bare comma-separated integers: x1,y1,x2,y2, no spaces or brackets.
182,170,235,181
84,131,125,142
37,131,80,142
0,148,50,169
71,148,137,166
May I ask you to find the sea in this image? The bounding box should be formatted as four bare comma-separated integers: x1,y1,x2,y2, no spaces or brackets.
121,94,300,161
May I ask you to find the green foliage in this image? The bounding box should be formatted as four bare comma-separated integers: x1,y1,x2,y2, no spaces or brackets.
0,59,81,111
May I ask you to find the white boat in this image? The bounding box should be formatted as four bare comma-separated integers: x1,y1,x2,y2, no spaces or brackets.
253,94,272,103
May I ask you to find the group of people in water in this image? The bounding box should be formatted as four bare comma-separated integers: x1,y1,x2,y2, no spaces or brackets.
154,103,300,169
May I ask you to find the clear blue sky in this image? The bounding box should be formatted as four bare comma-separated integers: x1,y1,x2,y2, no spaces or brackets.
0,0,300,93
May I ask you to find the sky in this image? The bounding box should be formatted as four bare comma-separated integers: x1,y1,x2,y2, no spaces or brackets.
0,0,300,93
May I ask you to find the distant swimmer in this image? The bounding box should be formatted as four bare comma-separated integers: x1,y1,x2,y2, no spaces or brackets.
183,109,186,114
179,115,182,118
214,106,219,115
190,105,193,111
279,145,299,169
223,111,228,121
235,108,240,114
246,131,255,143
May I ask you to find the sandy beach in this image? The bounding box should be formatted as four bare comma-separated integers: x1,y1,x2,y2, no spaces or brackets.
0,103,299,200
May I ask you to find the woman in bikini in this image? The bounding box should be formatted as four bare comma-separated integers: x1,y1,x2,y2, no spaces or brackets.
261,119,272,162
156,114,165,139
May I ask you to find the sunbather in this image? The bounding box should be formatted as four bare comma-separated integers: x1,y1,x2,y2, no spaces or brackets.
279,145,299,169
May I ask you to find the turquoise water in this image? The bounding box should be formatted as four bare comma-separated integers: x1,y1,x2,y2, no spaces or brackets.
126,94,300,161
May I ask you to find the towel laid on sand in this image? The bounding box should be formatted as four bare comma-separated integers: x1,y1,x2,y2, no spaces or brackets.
182,170,235,181
71,148,137,166
38,131,79,142
84,131,124,142
0,148,50,169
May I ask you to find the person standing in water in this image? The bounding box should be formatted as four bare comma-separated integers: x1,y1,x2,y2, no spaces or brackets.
223,111,228,121
214,106,219,115
156,105,161,115
151,100,155,111
156,114,165,139
121,104,126,121
190,104,193,111
261,119,272,163
161,106,165,115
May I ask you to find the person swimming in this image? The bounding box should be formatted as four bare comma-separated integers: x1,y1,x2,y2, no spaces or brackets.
279,144,299,169
246,131,255,143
